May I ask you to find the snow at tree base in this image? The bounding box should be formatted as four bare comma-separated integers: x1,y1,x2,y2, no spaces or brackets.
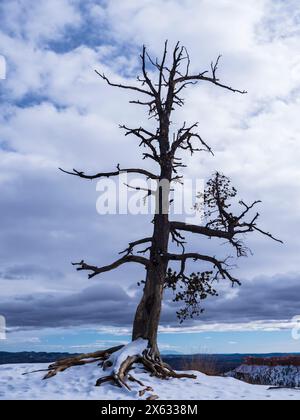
1,363,300,400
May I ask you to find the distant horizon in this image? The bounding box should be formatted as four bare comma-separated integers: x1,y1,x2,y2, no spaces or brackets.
2,349,300,357
1,0,300,356
1,325,300,355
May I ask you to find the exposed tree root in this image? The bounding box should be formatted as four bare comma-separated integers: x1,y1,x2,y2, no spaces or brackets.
139,350,197,380
43,345,124,380
147,394,159,401
28,339,196,398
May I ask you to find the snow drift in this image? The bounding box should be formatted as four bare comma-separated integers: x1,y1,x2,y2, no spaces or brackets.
1,363,300,400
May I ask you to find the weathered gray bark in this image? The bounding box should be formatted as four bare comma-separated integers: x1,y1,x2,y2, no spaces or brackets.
132,140,172,358
132,213,169,358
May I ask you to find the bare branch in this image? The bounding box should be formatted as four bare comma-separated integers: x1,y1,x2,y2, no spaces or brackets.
72,256,149,279
142,152,160,163
158,40,168,98
140,45,159,99
170,221,231,240
124,183,155,204
238,200,261,220
120,125,158,141
176,76,247,94
165,253,240,285
249,226,283,244
59,166,159,180
170,228,186,251
174,56,247,95
164,42,185,115
120,125,160,162
171,122,213,156
120,238,153,256
95,70,154,97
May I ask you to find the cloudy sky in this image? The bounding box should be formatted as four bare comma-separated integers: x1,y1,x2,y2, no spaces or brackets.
0,0,300,354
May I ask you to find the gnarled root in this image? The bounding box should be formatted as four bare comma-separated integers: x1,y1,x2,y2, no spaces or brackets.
33,339,196,396
140,351,197,380
42,345,124,379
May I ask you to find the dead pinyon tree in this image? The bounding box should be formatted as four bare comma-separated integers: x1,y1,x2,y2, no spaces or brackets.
44,42,281,391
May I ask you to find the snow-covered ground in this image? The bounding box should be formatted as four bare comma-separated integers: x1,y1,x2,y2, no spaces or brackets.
0,363,300,400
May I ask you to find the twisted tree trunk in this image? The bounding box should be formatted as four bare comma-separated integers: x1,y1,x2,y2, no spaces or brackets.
132,160,172,359
132,216,169,358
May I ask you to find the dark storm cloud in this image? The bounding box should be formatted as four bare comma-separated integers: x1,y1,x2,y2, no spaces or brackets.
1,272,300,329
0,164,149,286
0,264,63,281
165,272,300,325
0,282,139,328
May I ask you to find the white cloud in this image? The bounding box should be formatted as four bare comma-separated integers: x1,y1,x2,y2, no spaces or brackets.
0,0,81,44
159,320,298,334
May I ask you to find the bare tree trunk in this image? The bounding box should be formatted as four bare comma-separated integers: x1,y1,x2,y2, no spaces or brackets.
132,159,171,359
132,217,169,358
